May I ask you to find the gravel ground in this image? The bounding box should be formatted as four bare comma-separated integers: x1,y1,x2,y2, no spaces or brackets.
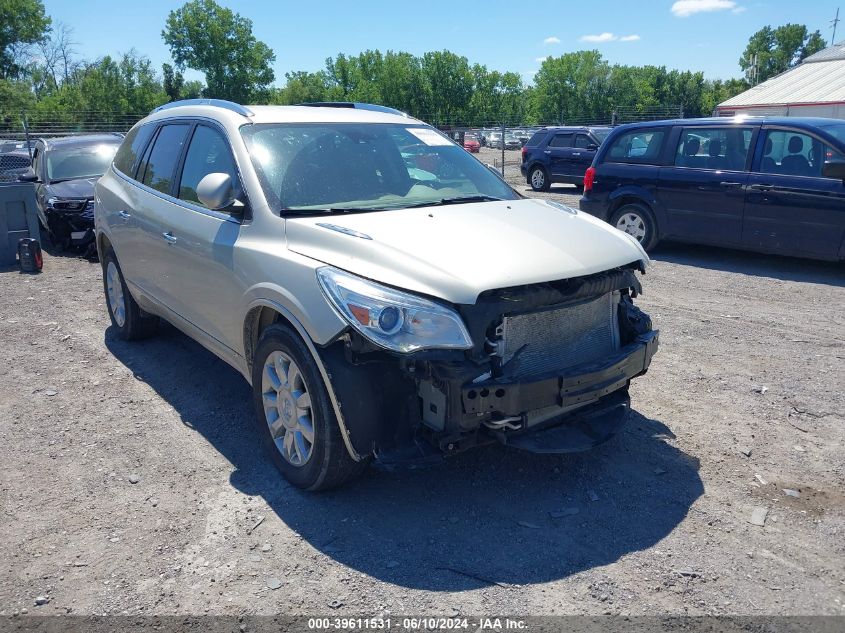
0,167,844,618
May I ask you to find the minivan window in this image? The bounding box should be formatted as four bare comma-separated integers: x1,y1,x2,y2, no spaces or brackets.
548,133,572,148
113,124,155,178
178,125,240,208
758,130,844,178
606,128,666,164
675,127,751,171
140,124,191,194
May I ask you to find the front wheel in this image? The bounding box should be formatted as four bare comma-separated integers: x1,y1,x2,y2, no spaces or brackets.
610,203,659,251
251,324,365,491
529,166,550,192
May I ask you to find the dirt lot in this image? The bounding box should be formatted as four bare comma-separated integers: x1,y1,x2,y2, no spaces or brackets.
1,178,843,618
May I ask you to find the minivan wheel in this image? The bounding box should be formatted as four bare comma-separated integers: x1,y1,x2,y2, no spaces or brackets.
251,324,365,491
610,203,659,251
102,249,158,340
529,166,550,192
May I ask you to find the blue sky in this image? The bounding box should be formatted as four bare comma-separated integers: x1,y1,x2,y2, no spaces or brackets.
43,0,844,84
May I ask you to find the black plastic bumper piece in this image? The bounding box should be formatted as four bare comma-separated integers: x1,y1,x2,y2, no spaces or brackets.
461,330,659,419
498,388,631,454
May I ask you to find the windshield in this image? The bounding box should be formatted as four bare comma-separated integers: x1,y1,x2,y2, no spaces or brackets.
241,123,519,212
46,143,119,181
820,123,845,146
593,129,611,143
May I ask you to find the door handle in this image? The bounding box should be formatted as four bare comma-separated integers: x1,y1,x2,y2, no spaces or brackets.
544,150,551,154
572,152,581,156
719,181,743,188
750,183,774,191
162,231,177,244
118,210,131,219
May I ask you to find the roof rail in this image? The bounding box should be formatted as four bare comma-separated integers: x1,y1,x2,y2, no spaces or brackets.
297,102,409,117
152,99,254,117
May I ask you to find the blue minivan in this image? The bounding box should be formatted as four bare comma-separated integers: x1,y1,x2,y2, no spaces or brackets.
579,117,845,261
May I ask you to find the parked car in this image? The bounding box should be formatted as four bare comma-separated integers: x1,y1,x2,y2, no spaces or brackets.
463,133,480,153
579,117,845,260
0,143,31,182
95,99,658,490
486,131,502,148
503,133,522,150
19,134,122,250
521,126,612,191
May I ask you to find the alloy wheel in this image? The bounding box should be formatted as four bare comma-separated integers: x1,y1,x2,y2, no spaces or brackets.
106,261,126,327
261,351,315,466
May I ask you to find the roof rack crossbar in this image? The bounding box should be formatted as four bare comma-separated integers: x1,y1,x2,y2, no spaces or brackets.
152,99,254,117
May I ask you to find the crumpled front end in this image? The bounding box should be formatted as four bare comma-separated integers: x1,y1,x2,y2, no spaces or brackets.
44,198,96,251
317,262,658,463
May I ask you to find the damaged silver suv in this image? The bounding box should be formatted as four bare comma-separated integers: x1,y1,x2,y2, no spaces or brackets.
95,99,659,490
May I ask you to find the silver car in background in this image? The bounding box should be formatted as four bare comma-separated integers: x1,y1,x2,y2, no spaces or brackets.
95,100,658,490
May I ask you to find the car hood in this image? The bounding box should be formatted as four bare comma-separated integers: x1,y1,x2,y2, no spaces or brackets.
44,178,97,199
285,198,648,305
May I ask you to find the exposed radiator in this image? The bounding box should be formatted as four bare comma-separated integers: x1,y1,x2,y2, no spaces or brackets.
500,291,620,378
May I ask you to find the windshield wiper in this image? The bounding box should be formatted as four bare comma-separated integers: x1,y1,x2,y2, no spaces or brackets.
401,195,504,209
279,207,384,216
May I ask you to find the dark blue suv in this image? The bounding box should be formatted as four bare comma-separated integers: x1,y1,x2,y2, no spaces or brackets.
579,117,845,261
520,126,612,191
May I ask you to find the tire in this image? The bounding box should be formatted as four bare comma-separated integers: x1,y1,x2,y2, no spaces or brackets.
610,203,659,251
251,324,365,491
529,165,550,192
101,248,158,340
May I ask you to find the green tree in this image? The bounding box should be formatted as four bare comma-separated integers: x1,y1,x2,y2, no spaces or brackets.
0,0,51,78
162,0,275,103
740,24,827,83
534,51,610,123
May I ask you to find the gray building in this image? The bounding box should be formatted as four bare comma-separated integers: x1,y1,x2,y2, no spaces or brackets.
717,41,845,119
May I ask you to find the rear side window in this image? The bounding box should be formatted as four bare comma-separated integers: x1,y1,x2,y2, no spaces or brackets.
758,129,844,178
113,124,155,178
548,133,572,148
178,125,240,208
527,131,546,146
605,128,666,164
675,127,751,171
139,124,191,194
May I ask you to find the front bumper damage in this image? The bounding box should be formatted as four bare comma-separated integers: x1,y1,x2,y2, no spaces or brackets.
317,262,658,464
43,200,96,250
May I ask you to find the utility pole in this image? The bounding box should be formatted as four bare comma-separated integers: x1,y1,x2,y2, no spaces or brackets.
832,7,841,46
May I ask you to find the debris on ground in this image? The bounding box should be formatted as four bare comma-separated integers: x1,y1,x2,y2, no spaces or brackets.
266,577,282,590
518,521,541,529
34,596,50,606
549,508,580,518
750,507,769,527
782,489,800,498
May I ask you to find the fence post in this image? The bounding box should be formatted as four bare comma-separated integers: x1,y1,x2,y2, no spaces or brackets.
21,112,32,160
500,121,505,177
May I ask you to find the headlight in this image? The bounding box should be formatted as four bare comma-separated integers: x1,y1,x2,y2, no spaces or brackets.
317,267,473,353
47,197,87,211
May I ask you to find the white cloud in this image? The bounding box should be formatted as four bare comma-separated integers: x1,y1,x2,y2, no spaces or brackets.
543,36,560,45
732,5,747,13
671,0,738,18
535,56,550,63
620,34,641,42
580,32,618,43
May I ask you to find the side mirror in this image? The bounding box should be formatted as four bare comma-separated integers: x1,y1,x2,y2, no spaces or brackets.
196,172,237,210
17,168,37,183
587,143,599,151
822,159,845,181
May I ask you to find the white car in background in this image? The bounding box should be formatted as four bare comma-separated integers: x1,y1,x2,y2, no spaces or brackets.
95,99,659,490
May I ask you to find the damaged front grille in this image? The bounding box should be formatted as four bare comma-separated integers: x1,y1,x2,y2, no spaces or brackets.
497,291,620,378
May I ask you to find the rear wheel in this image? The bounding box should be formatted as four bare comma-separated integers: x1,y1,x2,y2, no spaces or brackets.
529,166,550,192
102,249,158,340
251,324,365,491
610,203,659,251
